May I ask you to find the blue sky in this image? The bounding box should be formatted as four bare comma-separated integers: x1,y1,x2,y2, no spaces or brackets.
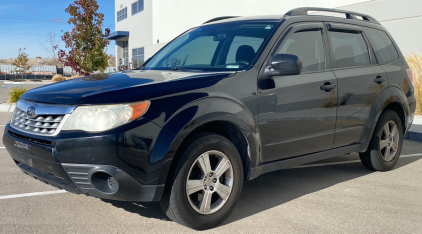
0,0,115,59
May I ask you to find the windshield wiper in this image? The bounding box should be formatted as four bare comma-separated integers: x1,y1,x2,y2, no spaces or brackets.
171,67,203,72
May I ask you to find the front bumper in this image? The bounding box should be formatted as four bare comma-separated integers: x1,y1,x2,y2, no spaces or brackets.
3,129,164,202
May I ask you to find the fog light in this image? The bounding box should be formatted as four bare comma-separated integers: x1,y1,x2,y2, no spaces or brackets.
108,176,118,192
91,172,119,194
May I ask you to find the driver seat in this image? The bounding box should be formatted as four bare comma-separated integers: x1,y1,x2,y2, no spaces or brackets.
236,45,256,64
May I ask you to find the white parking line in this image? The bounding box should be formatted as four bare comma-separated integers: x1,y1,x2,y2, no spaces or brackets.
0,190,67,200
401,153,422,158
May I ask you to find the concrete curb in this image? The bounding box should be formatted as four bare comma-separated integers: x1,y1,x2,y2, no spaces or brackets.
0,104,15,112
2,81,52,85
1,81,52,88
405,116,422,142
405,124,422,142
404,131,422,142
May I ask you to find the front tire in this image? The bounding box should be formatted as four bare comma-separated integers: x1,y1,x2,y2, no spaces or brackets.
359,110,403,171
160,133,243,230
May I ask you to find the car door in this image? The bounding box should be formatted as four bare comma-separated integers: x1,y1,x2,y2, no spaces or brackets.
258,23,338,163
325,23,389,148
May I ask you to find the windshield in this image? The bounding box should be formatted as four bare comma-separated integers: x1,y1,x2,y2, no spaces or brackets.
144,21,277,71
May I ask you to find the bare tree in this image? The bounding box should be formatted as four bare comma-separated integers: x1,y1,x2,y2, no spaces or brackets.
108,54,116,67
39,31,60,62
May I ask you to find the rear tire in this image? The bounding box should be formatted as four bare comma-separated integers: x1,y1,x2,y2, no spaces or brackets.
359,110,403,171
160,133,243,230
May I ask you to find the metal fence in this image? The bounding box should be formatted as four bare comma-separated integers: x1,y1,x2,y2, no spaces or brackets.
0,65,117,80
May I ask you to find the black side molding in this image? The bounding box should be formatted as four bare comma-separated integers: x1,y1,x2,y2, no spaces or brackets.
248,143,368,180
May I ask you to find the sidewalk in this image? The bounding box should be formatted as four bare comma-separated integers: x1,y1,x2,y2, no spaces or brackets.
0,104,15,112
0,81,49,104
1,80,52,88
405,115,422,142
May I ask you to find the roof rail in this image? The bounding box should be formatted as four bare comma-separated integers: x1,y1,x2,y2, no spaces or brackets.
284,7,380,25
203,16,239,24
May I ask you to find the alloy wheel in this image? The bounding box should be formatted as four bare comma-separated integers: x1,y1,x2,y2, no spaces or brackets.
379,120,400,162
186,150,234,215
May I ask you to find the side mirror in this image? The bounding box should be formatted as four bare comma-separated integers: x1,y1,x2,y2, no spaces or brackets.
261,54,303,78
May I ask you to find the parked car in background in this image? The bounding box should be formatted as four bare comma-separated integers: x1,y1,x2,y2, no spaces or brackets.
3,7,416,230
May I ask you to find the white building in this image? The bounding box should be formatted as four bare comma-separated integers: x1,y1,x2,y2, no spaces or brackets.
110,0,422,69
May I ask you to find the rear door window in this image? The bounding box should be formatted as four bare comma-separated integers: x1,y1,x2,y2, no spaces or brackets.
329,31,370,69
365,28,399,64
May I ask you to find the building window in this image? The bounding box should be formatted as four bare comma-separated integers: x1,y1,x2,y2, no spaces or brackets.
123,41,129,67
132,47,145,68
132,0,144,15
117,7,127,22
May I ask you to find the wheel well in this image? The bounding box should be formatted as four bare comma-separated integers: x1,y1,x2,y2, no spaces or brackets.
169,121,250,181
384,102,406,133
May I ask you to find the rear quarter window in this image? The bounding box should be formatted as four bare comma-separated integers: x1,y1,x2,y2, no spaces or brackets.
365,28,399,64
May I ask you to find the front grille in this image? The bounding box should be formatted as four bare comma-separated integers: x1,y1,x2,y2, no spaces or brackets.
6,129,53,145
11,107,65,136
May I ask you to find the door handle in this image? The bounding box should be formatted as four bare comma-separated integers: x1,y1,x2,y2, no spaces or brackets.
374,76,385,84
320,82,336,92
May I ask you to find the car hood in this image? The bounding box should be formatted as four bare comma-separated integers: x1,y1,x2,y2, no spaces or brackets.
21,70,234,105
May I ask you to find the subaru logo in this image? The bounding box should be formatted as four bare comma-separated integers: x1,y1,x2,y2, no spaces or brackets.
26,106,36,118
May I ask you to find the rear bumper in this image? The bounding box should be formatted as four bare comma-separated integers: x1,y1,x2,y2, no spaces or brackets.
3,131,164,202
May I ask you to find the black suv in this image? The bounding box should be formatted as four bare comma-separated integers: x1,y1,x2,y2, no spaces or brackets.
3,7,416,230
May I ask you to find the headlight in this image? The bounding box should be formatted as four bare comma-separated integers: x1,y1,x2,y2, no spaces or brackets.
62,101,150,132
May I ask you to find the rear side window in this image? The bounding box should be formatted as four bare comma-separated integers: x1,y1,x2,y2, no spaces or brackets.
277,30,326,72
329,31,370,69
366,28,399,64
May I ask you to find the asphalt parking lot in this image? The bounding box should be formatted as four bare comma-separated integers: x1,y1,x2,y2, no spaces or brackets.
0,111,421,234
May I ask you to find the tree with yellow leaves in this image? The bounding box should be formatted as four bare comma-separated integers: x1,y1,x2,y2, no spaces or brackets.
12,48,30,74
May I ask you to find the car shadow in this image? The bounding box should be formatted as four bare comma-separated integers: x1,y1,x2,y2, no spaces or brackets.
100,199,170,221
223,155,422,226
101,155,422,226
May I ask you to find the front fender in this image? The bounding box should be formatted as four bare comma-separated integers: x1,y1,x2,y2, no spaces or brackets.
150,96,260,185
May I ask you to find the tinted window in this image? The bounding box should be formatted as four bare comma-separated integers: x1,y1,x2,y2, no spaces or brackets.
366,28,398,64
329,31,370,68
117,8,127,22
122,41,129,66
159,36,219,67
132,0,144,15
145,22,276,71
277,30,325,72
226,36,264,64
132,47,145,68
